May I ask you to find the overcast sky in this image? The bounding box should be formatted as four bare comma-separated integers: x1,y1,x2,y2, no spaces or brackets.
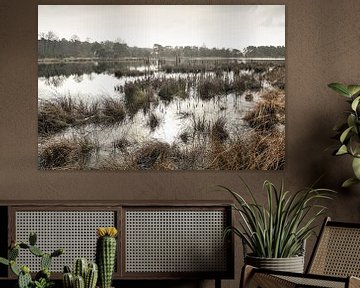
38,5,285,50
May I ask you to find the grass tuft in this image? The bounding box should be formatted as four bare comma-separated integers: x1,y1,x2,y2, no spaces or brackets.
208,130,285,170
38,137,97,170
243,89,285,130
211,117,229,143
101,98,126,124
158,78,187,101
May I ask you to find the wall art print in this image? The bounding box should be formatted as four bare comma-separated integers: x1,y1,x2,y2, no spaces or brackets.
38,5,285,171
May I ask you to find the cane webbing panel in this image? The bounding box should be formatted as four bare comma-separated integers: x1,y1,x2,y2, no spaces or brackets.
15,211,115,272
125,210,227,273
309,226,360,277
249,273,297,288
277,275,345,288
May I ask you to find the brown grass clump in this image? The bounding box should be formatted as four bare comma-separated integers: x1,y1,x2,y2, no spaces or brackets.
38,96,125,136
101,98,126,124
191,115,209,134
197,77,223,100
148,113,160,131
38,137,97,170
211,117,229,143
38,97,77,136
158,78,187,101
124,82,152,115
208,130,285,170
133,141,171,170
112,137,131,151
243,89,285,130
264,65,285,89
232,76,246,94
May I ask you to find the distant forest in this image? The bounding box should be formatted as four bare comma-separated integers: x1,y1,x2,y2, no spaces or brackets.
38,32,285,59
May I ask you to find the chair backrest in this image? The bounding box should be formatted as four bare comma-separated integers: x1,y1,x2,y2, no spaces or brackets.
307,217,360,277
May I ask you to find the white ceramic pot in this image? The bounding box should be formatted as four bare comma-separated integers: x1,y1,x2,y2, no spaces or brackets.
245,254,305,273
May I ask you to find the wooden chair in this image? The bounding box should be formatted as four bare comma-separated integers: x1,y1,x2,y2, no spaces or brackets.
241,217,360,288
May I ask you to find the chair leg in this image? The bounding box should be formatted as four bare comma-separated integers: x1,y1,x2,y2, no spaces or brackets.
349,276,360,288
240,265,255,288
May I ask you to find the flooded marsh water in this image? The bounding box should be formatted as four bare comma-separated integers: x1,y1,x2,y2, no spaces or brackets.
38,59,285,170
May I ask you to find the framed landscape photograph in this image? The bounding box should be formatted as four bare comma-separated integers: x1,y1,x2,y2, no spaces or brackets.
37,5,285,171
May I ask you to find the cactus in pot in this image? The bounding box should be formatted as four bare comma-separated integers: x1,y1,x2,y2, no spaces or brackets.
0,232,64,288
62,259,98,288
85,262,98,288
96,227,118,288
73,275,85,288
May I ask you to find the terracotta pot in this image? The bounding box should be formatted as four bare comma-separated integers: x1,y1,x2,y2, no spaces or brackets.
245,254,304,273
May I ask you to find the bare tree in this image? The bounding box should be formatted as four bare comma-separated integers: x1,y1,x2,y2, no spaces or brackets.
70,34,80,42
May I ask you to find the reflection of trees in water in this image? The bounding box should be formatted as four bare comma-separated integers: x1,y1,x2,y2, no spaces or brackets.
44,75,66,87
39,63,99,78
73,74,84,83
86,74,95,81
38,61,147,78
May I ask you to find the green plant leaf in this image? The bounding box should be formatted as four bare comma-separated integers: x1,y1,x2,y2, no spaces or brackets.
347,114,356,128
10,261,20,276
349,135,360,156
0,257,9,266
342,177,360,188
347,85,360,97
336,145,348,155
328,83,351,97
351,96,360,111
340,126,353,143
352,157,360,179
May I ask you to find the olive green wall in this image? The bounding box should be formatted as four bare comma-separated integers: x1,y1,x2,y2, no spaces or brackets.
1,0,360,287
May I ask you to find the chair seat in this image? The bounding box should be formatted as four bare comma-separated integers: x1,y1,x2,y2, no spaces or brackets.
277,275,346,288
243,266,360,288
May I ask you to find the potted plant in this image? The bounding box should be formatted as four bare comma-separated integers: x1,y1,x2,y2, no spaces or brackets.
62,258,98,288
221,179,334,273
328,82,360,187
0,232,63,288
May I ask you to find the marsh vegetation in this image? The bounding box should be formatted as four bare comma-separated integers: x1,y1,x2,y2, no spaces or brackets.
38,58,285,170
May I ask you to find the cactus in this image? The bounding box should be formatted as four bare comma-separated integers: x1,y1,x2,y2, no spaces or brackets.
96,227,118,288
41,253,52,270
64,265,72,273
63,259,98,288
29,232,37,246
29,246,44,257
74,258,87,279
63,272,74,288
18,270,32,288
10,260,20,276
51,248,64,257
85,263,98,288
0,232,63,288
0,257,9,266
74,275,85,288
35,268,50,281
19,243,29,249
9,246,19,260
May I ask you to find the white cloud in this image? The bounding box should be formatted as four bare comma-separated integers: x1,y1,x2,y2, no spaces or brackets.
38,5,285,50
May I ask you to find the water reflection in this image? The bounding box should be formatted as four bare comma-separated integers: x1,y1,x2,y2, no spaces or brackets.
38,60,285,170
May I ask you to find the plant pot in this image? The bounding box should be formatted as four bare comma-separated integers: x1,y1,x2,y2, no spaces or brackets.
245,254,304,273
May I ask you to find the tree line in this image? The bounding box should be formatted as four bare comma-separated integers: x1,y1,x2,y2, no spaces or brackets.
38,32,285,59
